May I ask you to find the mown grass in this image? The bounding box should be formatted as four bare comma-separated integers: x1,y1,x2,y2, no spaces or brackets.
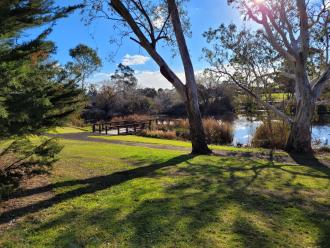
1,138,329,248
48,126,91,134
89,135,287,155
261,93,290,101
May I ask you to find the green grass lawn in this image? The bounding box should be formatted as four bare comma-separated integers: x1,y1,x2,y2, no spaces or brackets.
1,138,329,248
89,135,287,155
261,93,290,101
48,126,91,134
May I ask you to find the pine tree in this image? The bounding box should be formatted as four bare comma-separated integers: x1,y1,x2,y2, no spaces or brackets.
0,0,84,197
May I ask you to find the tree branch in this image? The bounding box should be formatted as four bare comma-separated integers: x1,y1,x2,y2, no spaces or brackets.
110,0,186,97
312,65,330,98
208,68,293,124
261,12,297,63
297,0,310,59
261,4,295,55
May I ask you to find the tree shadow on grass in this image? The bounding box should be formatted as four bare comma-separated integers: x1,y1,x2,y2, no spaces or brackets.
0,154,194,225
2,154,330,247
51,157,328,247
289,152,330,170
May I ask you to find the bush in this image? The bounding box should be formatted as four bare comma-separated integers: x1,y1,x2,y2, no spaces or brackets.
111,114,151,123
317,146,330,153
143,117,233,145
139,130,177,140
252,121,290,149
0,137,63,200
202,118,233,145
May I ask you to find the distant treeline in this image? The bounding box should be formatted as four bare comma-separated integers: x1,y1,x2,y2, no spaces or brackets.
82,64,236,122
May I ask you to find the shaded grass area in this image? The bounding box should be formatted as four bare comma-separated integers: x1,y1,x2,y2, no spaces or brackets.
1,139,330,247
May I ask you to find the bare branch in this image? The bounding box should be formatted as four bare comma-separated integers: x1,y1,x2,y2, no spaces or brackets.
110,0,186,96
261,4,295,55
207,68,293,124
308,2,328,28
155,13,171,43
261,12,297,63
297,0,310,58
312,65,330,98
280,1,296,45
167,0,196,87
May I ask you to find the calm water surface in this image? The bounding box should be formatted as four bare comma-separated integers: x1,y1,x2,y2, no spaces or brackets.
231,116,330,147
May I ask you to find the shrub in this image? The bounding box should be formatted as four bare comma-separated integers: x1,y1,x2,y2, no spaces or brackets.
111,114,151,123
317,146,330,153
174,119,190,129
139,130,177,140
202,118,233,145
0,137,63,200
139,117,234,145
252,121,290,149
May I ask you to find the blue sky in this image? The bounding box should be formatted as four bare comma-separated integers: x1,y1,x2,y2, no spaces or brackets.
25,0,241,88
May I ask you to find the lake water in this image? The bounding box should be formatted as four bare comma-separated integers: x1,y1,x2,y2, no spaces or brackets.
231,116,330,147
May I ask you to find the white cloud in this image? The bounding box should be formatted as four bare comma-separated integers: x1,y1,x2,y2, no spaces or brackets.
90,70,207,90
121,54,150,66
136,71,187,89
90,72,112,82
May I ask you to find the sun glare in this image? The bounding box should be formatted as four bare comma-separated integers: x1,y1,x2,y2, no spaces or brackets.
255,0,264,4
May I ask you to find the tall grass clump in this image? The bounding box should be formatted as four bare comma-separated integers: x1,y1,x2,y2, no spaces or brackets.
138,117,233,145
111,114,150,123
202,118,233,145
139,130,177,140
252,121,290,149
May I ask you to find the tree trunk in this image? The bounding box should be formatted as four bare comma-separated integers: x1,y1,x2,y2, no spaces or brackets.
184,86,212,155
167,0,211,155
286,64,314,153
286,102,314,153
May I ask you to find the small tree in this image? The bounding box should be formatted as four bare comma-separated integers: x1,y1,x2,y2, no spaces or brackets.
83,0,211,154
206,0,330,153
111,63,138,93
68,44,102,90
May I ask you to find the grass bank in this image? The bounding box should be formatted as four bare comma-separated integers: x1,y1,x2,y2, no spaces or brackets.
1,137,329,247
89,135,288,155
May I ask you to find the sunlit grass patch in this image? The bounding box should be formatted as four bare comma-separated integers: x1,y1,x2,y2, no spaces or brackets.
1,139,329,247
89,134,287,155
48,126,91,134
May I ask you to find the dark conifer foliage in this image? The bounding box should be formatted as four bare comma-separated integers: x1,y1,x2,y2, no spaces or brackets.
0,0,83,138
0,1,84,197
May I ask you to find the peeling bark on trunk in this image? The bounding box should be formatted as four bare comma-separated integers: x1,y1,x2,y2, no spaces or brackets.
286,62,314,153
286,101,314,153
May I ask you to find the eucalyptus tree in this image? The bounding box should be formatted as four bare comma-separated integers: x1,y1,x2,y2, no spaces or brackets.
83,0,211,154
206,0,330,153
68,44,102,90
111,63,138,93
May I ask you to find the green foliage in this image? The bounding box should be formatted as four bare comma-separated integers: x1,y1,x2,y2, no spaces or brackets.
0,0,80,39
111,63,138,91
67,44,102,89
0,137,63,199
0,1,84,193
0,0,84,138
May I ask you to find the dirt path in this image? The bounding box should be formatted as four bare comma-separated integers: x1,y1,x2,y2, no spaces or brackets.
49,132,330,167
